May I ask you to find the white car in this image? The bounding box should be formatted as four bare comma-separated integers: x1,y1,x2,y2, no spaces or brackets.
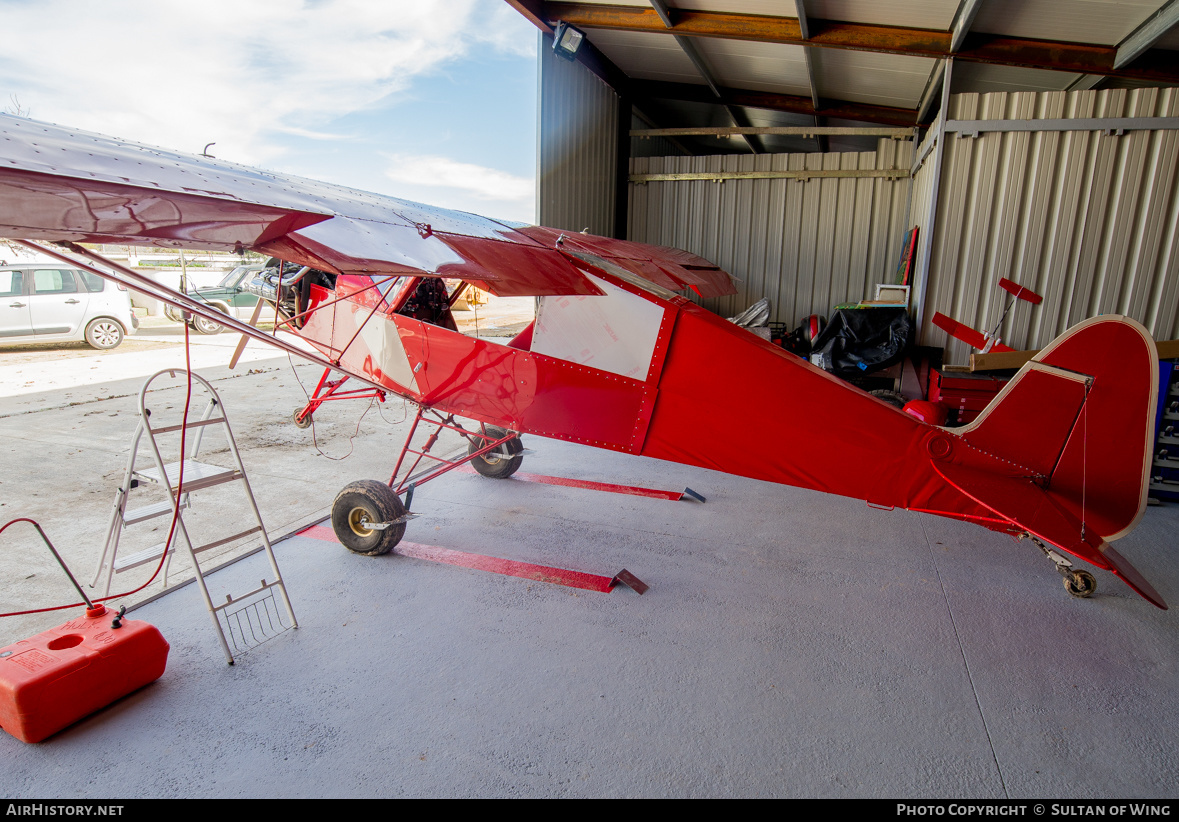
0,265,139,349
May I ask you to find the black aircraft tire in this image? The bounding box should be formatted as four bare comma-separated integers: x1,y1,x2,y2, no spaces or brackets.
1064,570,1097,598
468,426,524,479
869,389,907,410
331,480,406,556
293,408,313,429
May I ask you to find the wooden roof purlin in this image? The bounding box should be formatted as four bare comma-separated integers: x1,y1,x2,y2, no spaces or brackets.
506,0,1179,138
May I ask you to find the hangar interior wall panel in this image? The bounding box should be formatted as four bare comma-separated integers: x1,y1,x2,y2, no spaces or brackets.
538,37,620,237
915,87,1179,364
628,139,914,327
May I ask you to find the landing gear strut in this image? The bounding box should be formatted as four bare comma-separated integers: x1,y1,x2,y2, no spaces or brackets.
1024,534,1098,599
327,405,524,555
293,367,387,430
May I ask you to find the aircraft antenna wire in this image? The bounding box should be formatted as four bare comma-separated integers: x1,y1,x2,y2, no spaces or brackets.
287,352,380,461
1081,387,1089,542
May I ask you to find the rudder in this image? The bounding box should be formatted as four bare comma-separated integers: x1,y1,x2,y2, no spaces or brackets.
955,315,1158,542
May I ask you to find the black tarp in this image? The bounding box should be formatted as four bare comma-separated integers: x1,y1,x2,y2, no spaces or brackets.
806,307,913,377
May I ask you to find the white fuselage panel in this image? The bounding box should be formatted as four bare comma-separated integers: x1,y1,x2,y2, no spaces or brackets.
532,272,664,380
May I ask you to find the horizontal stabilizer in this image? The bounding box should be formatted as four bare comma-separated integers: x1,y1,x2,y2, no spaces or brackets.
998,277,1043,305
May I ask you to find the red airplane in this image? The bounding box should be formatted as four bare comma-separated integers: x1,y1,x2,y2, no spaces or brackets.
0,114,1164,609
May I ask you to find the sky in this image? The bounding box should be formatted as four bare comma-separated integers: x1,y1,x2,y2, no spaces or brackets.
0,0,540,224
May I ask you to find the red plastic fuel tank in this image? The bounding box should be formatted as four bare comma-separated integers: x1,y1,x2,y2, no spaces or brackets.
0,605,169,743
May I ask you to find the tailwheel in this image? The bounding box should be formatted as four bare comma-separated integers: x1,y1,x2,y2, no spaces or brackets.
1023,533,1098,601
1064,570,1097,599
293,407,313,429
468,426,524,479
331,480,407,556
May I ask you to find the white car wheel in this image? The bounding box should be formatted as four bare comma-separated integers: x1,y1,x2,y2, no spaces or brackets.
85,318,124,350
192,313,224,335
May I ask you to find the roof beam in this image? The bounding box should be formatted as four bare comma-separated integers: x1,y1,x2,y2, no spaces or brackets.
649,0,674,28
794,0,818,109
649,0,762,153
631,107,693,155
504,0,552,33
507,0,634,94
509,1,707,161
1115,0,1179,68
633,80,918,127
723,105,765,154
916,59,947,123
949,0,986,53
1066,74,1106,91
795,0,826,151
539,2,1179,83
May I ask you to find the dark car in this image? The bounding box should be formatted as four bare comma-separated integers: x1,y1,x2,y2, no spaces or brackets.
166,264,264,334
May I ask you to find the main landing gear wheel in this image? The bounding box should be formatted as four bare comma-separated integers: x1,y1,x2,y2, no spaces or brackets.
331,480,407,556
293,408,313,429
1064,570,1097,598
468,426,524,479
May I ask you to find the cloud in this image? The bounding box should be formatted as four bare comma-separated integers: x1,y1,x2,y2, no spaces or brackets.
386,154,533,201
383,153,535,223
0,0,536,164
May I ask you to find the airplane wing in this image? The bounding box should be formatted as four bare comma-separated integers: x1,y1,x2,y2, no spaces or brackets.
0,115,736,300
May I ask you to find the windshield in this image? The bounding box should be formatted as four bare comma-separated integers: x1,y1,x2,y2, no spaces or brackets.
218,265,258,288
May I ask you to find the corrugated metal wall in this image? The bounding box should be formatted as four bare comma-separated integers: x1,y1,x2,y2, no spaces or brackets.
537,36,620,237
628,139,914,325
915,87,1179,363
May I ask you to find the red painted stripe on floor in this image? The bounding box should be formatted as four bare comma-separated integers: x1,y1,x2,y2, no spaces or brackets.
456,465,683,500
298,524,616,593
300,524,341,542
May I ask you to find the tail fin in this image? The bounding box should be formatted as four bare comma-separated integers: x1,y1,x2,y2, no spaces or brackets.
935,316,1164,607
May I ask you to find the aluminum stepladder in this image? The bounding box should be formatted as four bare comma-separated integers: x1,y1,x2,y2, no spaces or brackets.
92,368,297,664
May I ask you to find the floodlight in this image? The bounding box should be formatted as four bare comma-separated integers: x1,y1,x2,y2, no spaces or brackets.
552,22,586,60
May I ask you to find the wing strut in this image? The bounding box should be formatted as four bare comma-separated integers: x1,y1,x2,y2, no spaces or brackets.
14,240,382,392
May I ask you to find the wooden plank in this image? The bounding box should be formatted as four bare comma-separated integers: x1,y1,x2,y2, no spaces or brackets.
970,349,1037,371
971,339,1179,370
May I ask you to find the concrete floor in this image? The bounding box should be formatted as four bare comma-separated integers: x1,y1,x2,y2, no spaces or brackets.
1,316,1177,798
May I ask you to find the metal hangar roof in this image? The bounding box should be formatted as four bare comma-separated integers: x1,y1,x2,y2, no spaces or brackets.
507,0,1179,153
